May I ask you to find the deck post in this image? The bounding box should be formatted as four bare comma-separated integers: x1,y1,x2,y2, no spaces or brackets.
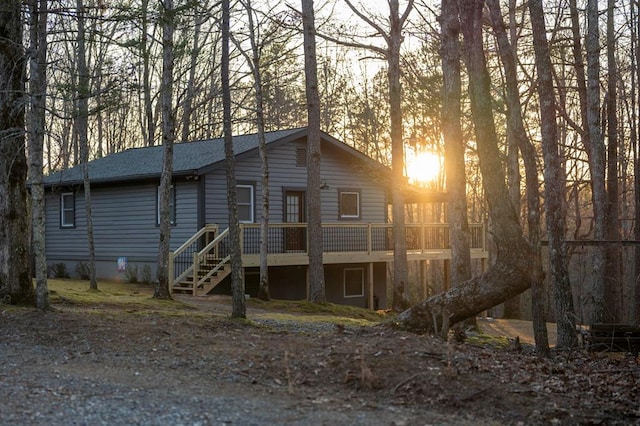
192,252,199,296
169,251,175,293
420,259,427,299
367,223,372,255
368,262,374,309
305,266,310,301
443,259,450,291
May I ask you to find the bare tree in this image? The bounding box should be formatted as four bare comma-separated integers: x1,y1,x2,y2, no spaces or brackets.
439,0,472,332
0,0,34,305
222,0,246,318
586,0,608,323
76,0,98,291
486,0,548,353
27,0,49,309
340,0,415,310
399,0,533,332
238,0,271,300
529,0,578,349
301,0,325,303
155,0,175,300
605,0,622,322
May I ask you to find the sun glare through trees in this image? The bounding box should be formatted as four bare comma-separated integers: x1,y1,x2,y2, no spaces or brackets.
406,150,441,185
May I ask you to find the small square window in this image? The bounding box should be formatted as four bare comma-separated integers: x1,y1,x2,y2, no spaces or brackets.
339,190,360,219
157,185,176,225
237,184,254,223
344,268,364,298
61,192,75,228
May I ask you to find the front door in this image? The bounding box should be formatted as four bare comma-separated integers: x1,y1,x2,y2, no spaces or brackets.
285,190,306,252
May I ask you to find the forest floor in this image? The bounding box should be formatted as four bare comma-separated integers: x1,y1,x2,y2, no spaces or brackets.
1,280,639,425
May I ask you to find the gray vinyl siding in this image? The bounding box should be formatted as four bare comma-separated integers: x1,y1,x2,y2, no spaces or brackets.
204,140,387,227
45,181,199,266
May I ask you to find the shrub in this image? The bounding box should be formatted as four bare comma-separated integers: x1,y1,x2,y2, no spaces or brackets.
75,262,91,280
49,262,69,279
124,265,138,284
140,265,153,285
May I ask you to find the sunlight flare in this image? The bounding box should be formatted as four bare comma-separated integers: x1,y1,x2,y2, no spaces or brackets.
406,150,441,184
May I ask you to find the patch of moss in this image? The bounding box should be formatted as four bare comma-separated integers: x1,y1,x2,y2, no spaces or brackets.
248,298,390,322
466,333,511,349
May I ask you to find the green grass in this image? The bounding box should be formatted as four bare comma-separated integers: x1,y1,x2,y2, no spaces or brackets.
248,298,391,322
44,279,389,327
47,279,191,311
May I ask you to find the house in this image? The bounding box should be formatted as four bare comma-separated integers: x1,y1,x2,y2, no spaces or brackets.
43,127,488,308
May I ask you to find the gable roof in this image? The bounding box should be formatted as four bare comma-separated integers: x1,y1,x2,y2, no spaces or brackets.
44,128,315,186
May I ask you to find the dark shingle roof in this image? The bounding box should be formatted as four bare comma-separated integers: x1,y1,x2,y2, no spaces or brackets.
44,128,305,186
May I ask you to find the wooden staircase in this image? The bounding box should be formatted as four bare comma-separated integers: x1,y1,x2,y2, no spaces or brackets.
170,225,232,296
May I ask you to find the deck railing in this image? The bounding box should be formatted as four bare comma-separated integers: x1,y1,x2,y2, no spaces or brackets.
171,222,486,290
239,222,486,256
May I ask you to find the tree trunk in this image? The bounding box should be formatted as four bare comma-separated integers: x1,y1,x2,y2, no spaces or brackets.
222,0,246,318
0,0,34,305
400,0,532,332
389,0,410,311
243,0,270,301
27,0,49,310
586,0,608,323
529,0,578,349
155,0,175,300
141,0,155,147
76,0,97,291
440,0,472,324
605,0,622,322
634,0,640,324
487,0,549,353
180,12,203,142
301,0,325,303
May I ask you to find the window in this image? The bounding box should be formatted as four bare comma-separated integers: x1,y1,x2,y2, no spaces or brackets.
344,268,364,298
60,192,75,228
237,184,254,223
339,190,361,219
157,185,176,225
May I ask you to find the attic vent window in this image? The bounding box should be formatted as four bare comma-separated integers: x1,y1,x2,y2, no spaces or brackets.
295,148,307,167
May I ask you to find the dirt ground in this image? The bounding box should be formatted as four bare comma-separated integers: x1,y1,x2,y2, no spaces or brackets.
1,286,639,425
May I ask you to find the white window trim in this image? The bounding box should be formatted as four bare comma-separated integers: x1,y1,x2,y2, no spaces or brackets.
157,185,175,225
343,267,365,298
60,192,75,228
237,184,254,223
339,191,360,219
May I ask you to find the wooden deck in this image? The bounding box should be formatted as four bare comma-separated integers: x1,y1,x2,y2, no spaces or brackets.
170,223,488,295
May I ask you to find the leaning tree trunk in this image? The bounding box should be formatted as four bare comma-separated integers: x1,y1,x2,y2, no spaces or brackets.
487,0,549,354
222,0,246,318
0,1,34,305
155,0,175,300
27,0,49,310
301,0,326,303
529,0,578,349
399,0,532,333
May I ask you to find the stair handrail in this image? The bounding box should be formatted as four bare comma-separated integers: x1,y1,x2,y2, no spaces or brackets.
197,255,231,288
192,227,231,295
173,224,218,259
171,224,218,288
